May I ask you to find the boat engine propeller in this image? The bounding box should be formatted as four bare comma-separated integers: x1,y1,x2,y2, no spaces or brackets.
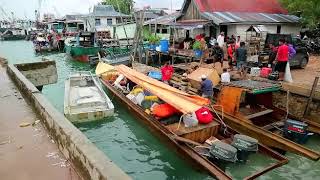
231,134,258,163
283,119,312,144
209,141,237,171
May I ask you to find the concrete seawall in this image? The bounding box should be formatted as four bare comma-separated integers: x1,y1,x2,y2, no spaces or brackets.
7,64,131,180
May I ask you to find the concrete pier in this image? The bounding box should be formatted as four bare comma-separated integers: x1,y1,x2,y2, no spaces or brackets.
1,58,131,180
0,63,81,180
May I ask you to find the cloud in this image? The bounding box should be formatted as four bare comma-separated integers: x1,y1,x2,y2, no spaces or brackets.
0,0,184,20
134,0,184,10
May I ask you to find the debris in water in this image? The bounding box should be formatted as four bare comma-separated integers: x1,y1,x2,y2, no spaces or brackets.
46,152,59,159
19,122,31,127
0,136,12,145
32,120,41,126
52,159,70,167
0,94,10,98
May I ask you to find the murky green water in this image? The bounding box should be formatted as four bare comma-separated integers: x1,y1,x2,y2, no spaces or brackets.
1,40,320,180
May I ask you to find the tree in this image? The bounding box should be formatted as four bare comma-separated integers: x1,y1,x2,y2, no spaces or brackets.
102,0,134,15
280,0,320,28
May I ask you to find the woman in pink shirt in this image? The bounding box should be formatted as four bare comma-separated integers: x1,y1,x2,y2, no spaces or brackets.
275,39,289,81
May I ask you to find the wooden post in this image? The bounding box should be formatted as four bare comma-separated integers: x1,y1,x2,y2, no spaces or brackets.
115,0,130,46
304,76,319,117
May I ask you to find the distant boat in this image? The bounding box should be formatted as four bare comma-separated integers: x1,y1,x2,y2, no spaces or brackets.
64,71,114,123
89,48,131,66
0,28,26,41
64,32,100,62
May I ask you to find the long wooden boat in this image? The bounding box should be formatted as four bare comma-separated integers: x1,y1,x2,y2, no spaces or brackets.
215,83,320,161
100,76,288,180
64,71,114,123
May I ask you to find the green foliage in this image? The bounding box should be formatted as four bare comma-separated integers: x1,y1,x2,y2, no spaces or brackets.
147,34,161,44
192,41,202,50
280,0,320,28
102,0,133,15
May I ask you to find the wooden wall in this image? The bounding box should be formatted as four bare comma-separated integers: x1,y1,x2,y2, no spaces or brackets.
180,0,203,20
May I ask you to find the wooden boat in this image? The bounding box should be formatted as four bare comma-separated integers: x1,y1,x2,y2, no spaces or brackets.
33,33,58,53
64,32,100,62
0,28,26,40
215,81,320,161
64,71,114,123
98,68,288,180
89,48,130,66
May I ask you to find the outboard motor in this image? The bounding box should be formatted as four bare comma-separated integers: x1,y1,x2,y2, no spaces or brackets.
284,119,309,144
232,134,258,163
209,141,237,171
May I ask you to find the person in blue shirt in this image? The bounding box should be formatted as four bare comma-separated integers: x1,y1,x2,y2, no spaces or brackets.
200,75,213,98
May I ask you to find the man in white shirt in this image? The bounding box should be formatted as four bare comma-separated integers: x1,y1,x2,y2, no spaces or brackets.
221,68,230,83
217,32,225,48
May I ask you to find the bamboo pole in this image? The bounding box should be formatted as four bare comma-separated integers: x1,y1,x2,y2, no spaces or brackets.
115,0,130,46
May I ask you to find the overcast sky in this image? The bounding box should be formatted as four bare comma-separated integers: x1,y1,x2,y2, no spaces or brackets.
0,0,184,20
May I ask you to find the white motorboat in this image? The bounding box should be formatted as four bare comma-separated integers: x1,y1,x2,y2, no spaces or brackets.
64,71,114,123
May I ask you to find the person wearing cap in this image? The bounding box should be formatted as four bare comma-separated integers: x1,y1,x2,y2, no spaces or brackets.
200,75,213,98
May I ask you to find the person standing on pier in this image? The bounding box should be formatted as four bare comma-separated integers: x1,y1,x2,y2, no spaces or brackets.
274,39,289,81
217,32,225,48
161,62,174,84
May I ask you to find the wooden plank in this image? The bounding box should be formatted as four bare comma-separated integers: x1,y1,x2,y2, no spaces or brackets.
170,135,202,146
304,77,319,116
263,121,285,131
245,109,274,119
281,83,320,101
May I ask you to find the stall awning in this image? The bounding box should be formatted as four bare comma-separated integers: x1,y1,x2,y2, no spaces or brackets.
168,19,211,30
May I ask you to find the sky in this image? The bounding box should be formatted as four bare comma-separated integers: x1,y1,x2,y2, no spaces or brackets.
0,0,184,20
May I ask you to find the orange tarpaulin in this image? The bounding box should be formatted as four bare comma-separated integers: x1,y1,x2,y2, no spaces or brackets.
115,65,209,114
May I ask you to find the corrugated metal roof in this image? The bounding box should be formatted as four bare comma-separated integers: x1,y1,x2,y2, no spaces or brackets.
168,20,211,30
90,5,130,17
202,12,300,25
144,12,181,25
194,0,288,14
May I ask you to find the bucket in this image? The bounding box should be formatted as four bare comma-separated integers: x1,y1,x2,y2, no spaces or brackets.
160,39,169,52
194,50,203,58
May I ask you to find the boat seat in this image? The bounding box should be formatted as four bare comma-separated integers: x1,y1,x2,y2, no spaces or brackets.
245,109,274,119
166,121,220,143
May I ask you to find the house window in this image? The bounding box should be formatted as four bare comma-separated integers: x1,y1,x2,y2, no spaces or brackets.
107,18,113,26
156,29,160,33
95,19,101,26
162,28,168,34
277,25,281,34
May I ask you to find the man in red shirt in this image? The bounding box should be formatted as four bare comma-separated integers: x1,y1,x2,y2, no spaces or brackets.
161,62,174,84
275,39,289,81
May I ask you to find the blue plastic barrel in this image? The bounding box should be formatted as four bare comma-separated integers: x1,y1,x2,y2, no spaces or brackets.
160,39,169,52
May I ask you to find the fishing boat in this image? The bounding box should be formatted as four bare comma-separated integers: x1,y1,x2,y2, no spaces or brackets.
97,63,288,180
215,80,320,160
64,31,100,62
64,71,114,123
33,33,55,53
0,28,26,40
89,48,131,66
